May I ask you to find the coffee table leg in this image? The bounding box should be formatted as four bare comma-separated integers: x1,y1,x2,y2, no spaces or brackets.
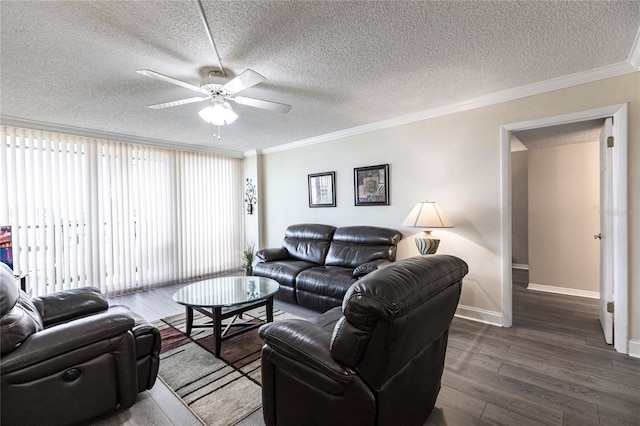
213,307,222,357
266,296,274,323
185,306,194,336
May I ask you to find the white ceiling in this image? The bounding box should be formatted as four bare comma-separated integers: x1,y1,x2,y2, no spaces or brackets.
1,1,639,156
512,119,606,152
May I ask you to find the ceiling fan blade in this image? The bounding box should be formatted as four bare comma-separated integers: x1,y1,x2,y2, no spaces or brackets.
232,96,291,113
223,69,266,94
137,69,207,94
147,96,210,109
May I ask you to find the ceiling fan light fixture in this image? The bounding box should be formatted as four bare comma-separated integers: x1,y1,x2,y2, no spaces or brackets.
199,101,238,125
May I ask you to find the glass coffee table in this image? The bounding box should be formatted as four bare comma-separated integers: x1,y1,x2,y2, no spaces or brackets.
173,276,280,357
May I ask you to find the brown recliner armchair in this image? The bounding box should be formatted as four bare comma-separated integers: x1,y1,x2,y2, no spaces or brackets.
259,254,468,426
0,263,160,426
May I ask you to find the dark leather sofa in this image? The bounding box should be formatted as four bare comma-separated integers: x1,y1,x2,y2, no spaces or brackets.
253,224,402,312
259,254,468,426
0,263,160,426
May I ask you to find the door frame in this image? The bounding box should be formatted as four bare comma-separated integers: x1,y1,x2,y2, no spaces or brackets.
500,103,628,354
600,117,614,344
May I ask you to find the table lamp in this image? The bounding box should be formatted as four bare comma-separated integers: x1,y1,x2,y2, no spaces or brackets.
402,201,453,254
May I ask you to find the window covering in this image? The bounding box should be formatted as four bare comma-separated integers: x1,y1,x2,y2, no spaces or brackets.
0,126,244,297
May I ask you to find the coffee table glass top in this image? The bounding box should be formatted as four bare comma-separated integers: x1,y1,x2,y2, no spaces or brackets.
173,276,280,308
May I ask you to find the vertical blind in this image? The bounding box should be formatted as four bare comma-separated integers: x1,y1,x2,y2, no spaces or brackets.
0,126,244,297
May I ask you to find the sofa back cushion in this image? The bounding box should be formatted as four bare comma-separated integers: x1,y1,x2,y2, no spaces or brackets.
0,263,44,354
325,226,402,268
282,224,336,264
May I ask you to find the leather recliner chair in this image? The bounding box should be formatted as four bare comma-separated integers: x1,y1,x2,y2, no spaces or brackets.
0,263,160,426
259,254,468,426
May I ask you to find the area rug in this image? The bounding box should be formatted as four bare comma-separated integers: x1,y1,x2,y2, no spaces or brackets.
153,308,299,426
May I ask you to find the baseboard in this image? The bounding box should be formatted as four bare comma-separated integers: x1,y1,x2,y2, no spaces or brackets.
527,282,600,299
455,305,503,327
629,340,640,359
512,263,529,270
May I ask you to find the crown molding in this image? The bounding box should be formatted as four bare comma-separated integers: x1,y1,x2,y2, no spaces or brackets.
242,149,262,158
262,61,637,155
4,56,637,158
0,116,245,158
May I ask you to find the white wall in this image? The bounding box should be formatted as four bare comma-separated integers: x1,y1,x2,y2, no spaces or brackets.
511,150,529,266
256,73,640,342
528,142,600,293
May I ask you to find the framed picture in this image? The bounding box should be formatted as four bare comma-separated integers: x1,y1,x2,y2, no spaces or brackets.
308,171,336,207
354,164,389,206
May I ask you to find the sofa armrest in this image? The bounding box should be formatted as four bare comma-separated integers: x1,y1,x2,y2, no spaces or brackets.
256,247,290,262
1,311,135,373
353,259,391,278
108,305,161,358
32,287,109,327
259,319,353,385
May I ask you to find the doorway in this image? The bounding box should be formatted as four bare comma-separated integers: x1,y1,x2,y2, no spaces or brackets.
500,104,629,354
511,119,603,298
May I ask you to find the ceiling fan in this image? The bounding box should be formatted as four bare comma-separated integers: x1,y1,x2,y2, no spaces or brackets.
137,0,291,140
137,68,291,126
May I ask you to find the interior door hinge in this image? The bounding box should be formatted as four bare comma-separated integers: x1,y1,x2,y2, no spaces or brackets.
607,301,614,314
607,136,614,148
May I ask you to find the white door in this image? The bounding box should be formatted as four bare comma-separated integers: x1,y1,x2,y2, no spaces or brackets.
599,117,613,345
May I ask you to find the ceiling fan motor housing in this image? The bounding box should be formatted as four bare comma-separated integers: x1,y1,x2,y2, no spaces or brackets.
200,75,228,95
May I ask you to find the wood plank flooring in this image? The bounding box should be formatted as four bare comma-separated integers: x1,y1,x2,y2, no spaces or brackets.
89,269,640,426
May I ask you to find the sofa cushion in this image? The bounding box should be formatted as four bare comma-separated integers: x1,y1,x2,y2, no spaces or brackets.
297,266,357,300
325,226,402,268
253,260,318,288
282,224,336,264
254,259,319,304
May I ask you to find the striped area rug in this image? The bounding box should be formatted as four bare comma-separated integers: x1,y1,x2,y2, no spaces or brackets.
153,308,299,426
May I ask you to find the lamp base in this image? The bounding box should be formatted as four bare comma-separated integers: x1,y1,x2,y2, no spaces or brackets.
414,233,440,255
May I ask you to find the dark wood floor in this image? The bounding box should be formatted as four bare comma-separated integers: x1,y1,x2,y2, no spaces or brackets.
436,269,640,426
97,269,640,426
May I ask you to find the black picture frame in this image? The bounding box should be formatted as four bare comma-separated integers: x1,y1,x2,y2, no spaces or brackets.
308,171,336,207
354,164,389,206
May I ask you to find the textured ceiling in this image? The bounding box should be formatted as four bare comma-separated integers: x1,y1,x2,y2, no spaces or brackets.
512,119,605,151
1,1,639,155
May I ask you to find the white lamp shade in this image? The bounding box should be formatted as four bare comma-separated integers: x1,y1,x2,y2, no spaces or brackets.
402,201,453,229
199,102,238,125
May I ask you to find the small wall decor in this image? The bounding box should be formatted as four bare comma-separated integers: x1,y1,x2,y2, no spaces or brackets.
354,164,389,206
244,178,257,214
308,171,336,207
